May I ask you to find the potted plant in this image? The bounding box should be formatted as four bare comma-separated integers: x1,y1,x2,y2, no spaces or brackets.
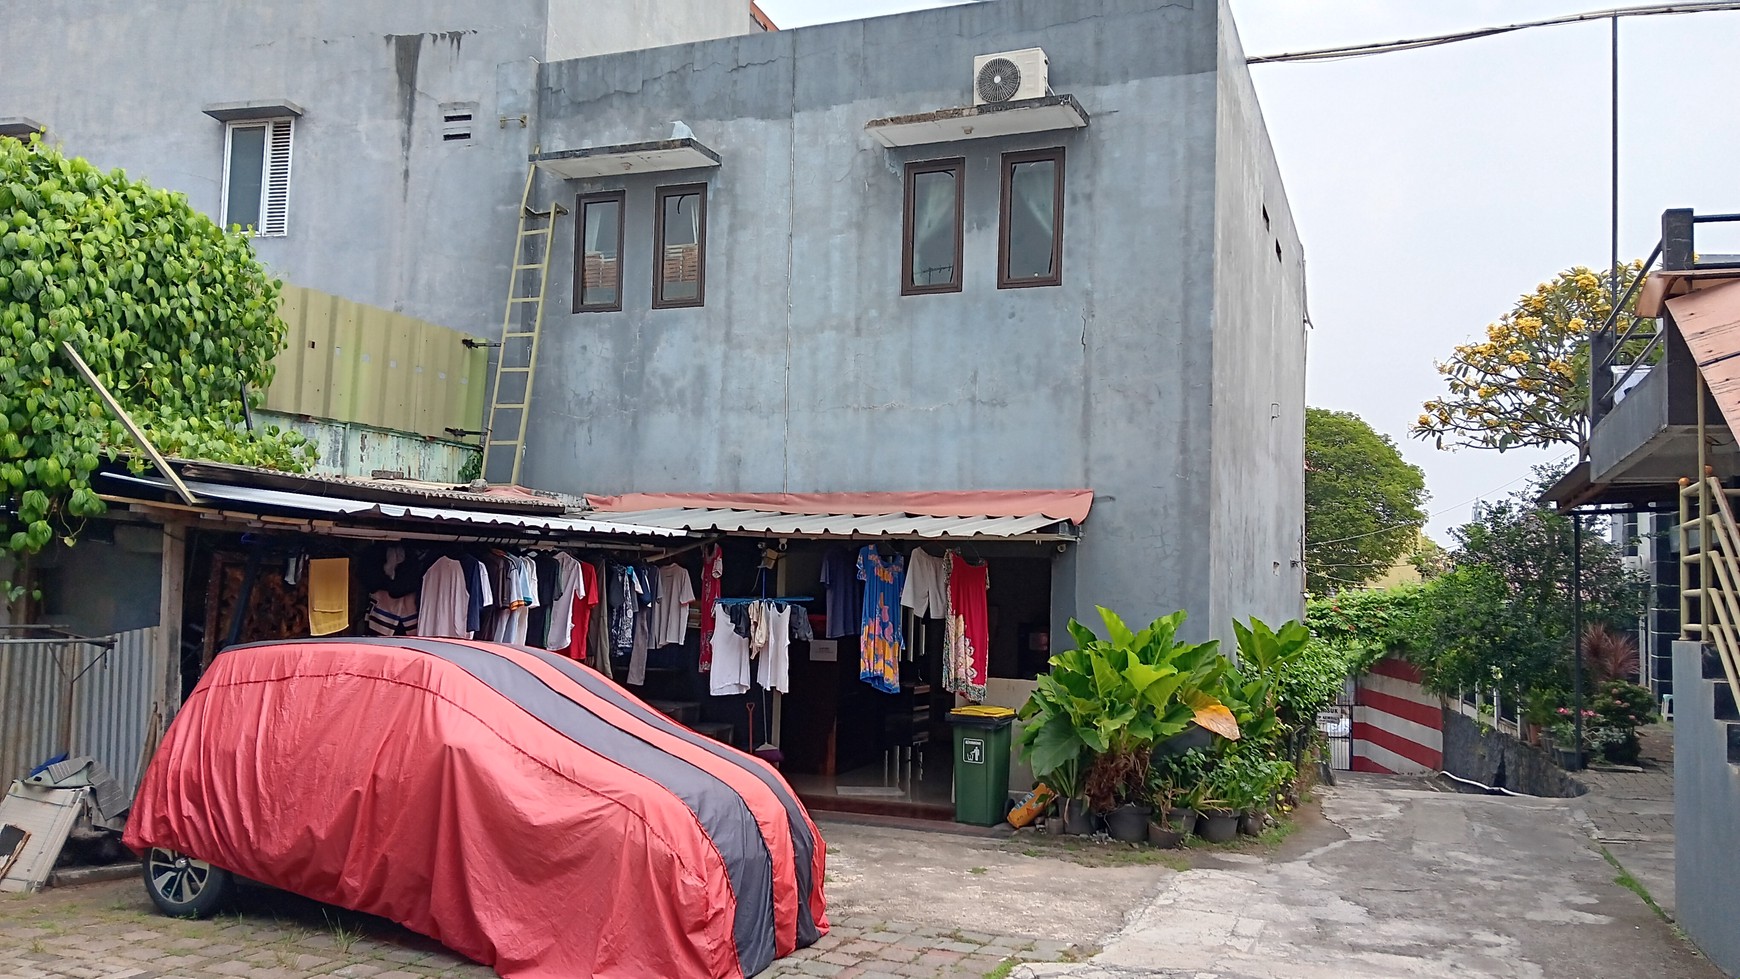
1147,748,1205,847
1019,607,1242,842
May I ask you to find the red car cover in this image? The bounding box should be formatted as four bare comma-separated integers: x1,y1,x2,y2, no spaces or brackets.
124,637,828,978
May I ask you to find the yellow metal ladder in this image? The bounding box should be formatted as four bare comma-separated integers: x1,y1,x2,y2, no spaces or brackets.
482,160,566,486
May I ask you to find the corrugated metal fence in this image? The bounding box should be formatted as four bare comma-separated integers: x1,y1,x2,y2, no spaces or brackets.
0,627,160,793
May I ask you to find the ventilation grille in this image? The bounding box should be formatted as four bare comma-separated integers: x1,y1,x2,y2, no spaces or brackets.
261,118,293,236
441,101,477,144
976,58,1022,103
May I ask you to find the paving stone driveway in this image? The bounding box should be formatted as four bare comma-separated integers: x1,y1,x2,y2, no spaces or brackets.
0,877,1088,979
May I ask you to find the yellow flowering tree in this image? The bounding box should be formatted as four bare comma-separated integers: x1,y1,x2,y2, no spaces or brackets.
1414,262,1645,451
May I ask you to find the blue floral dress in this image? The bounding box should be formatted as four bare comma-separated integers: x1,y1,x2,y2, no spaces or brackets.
856,546,906,693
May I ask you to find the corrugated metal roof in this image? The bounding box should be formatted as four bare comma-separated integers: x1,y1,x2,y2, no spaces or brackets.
595,506,1077,540
103,474,681,538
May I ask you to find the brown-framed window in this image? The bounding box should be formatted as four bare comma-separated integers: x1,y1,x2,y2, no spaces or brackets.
574,190,625,312
902,158,964,295
653,183,707,308
998,148,1064,289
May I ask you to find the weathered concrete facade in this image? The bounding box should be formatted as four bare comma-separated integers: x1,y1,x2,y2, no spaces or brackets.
0,0,757,335
1673,640,1740,977
523,0,1307,633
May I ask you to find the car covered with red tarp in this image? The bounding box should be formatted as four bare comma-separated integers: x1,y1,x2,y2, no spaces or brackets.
123,637,828,978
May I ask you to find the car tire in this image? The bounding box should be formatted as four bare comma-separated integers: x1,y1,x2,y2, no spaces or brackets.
142,847,235,918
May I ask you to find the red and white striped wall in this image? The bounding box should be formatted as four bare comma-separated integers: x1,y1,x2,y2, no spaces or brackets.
1352,657,1443,774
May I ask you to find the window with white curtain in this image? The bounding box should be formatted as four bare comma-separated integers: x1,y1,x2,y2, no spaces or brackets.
999,148,1063,288
902,159,963,295
575,191,625,312
654,184,707,308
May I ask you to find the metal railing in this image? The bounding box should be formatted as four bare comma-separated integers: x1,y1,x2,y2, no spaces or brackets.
1679,474,1740,708
1590,209,1740,426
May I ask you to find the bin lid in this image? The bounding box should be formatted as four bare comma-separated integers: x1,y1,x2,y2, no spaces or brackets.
950,705,1015,718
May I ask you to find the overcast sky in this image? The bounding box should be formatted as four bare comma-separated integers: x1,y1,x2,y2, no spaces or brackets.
757,0,1740,539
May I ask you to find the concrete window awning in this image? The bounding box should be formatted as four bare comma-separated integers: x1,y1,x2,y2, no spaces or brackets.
532,138,721,179
202,100,306,122
865,95,1087,149
0,117,46,138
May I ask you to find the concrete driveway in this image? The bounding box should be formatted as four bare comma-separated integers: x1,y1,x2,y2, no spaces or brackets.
1019,773,1721,979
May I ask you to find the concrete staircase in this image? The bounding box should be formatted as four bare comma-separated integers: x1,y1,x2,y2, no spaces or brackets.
1699,646,1740,765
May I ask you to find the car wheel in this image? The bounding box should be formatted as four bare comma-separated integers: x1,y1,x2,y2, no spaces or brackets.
143,847,234,918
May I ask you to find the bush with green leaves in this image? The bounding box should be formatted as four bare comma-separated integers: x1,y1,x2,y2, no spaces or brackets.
0,136,312,568
1017,608,1239,813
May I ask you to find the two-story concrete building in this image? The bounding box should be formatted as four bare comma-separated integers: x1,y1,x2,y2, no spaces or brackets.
3,0,1305,816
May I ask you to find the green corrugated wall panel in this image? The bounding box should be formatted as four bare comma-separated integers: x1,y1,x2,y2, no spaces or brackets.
263,285,485,438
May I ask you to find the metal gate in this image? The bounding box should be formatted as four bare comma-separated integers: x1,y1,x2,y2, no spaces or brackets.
1318,679,1356,771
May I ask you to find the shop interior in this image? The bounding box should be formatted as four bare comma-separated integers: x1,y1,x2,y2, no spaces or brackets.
178,524,1058,821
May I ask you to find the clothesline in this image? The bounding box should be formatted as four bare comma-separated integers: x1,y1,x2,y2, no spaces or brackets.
715,596,814,606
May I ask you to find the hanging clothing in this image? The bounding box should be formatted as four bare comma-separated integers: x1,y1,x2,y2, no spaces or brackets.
758,603,792,694
365,591,418,636
563,560,601,662
946,553,991,702
525,553,562,647
653,564,697,646
542,552,585,650
628,564,659,686
307,558,350,637
708,608,753,696
856,546,906,694
588,562,613,676
748,601,769,659
699,545,723,672
417,557,471,639
458,555,493,636
820,547,860,639
901,548,947,618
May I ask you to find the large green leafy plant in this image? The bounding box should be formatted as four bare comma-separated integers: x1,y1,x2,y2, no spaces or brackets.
0,137,311,571
1018,608,1240,813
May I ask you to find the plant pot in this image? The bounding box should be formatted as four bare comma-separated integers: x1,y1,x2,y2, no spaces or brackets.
1555,746,1586,771
1044,815,1065,836
1164,807,1198,837
1147,821,1185,848
1105,803,1152,843
1197,808,1239,843
1062,798,1095,836
1238,811,1266,837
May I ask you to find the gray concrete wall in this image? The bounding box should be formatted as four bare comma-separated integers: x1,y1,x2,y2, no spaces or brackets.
0,1,753,338
525,0,1266,635
1207,2,1307,635
1673,640,1740,978
544,0,757,62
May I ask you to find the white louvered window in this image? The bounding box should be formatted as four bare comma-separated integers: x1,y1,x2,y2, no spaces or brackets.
221,118,293,236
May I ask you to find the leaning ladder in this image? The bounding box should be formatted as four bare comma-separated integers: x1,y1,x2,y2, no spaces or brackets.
482,160,566,486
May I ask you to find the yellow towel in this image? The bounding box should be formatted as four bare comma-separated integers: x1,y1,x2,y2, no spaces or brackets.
308,558,350,636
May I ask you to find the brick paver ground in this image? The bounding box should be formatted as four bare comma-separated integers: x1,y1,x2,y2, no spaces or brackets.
1571,722,1677,915
0,877,1091,979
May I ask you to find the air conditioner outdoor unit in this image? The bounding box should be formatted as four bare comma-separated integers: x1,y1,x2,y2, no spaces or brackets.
973,48,1049,106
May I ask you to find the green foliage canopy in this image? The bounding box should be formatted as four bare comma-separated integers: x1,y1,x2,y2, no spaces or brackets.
1304,407,1428,595
0,137,311,559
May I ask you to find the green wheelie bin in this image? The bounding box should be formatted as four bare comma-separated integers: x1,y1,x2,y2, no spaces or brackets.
948,705,1016,825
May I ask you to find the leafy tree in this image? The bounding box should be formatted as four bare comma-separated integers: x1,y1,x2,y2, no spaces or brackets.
1413,467,1645,695
1304,408,1428,595
0,137,310,569
1414,262,1645,452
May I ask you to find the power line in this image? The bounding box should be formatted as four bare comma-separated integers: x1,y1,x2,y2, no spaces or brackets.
1308,452,1576,549
1248,1,1740,65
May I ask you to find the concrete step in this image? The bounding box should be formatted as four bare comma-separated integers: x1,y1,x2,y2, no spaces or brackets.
1716,679,1739,722
1704,645,1726,680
